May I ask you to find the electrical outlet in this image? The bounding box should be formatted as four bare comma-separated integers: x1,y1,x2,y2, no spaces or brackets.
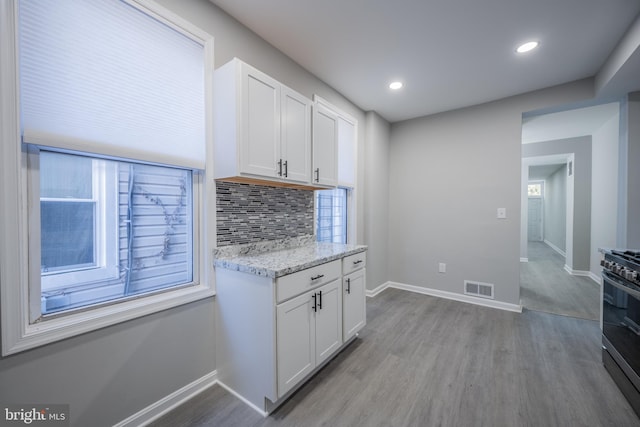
439,263,446,273
497,208,507,219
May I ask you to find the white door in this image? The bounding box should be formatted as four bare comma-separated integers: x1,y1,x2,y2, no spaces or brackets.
312,104,338,187
240,63,281,178
343,269,366,341
281,87,311,184
276,291,315,398
314,280,342,365
528,198,543,241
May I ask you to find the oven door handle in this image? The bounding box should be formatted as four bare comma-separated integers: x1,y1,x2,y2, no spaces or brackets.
603,271,640,300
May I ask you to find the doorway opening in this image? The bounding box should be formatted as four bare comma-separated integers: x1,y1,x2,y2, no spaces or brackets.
519,101,620,321
521,158,598,320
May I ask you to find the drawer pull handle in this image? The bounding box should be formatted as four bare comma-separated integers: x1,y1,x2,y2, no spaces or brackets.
346,278,351,294
311,274,324,281
353,260,363,265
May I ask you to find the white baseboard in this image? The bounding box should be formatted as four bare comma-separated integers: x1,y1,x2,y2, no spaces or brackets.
367,281,522,313
115,370,218,427
589,272,602,285
564,265,591,277
366,281,390,298
543,240,566,257
217,380,268,417
520,257,528,263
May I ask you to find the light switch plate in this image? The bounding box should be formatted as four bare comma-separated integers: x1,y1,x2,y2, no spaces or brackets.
497,208,507,219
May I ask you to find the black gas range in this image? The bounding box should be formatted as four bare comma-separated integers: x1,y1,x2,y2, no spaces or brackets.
601,249,640,417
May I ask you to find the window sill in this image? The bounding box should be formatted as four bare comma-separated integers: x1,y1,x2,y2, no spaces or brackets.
3,283,215,356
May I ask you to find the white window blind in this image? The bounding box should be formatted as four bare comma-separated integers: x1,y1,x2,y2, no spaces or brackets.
18,0,206,169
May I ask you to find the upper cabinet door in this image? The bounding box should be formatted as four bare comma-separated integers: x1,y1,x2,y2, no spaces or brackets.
312,104,338,187
240,63,281,179
337,116,356,188
281,87,311,184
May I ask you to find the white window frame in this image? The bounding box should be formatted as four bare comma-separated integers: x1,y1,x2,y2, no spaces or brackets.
0,0,216,356
33,149,120,292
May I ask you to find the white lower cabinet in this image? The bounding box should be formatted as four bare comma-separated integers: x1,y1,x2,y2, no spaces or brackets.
276,279,342,397
215,250,366,414
343,268,366,341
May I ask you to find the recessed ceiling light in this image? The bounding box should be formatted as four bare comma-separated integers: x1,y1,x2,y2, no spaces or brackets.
516,41,539,54
389,81,403,90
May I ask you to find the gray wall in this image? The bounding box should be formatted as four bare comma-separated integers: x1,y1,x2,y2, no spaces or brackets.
0,1,369,426
523,137,592,271
544,165,567,252
363,112,391,290
388,80,593,306
624,93,640,247
591,110,619,277
0,300,215,427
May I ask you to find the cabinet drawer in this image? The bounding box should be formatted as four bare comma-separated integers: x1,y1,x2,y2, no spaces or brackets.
277,260,341,303
342,252,366,275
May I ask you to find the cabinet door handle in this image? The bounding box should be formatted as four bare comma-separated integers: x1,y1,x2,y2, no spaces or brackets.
315,168,320,182
277,159,283,176
311,274,324,281
284,160,288,178
318,290,322,310
346,278,351,294
312,293,317,312
353,260,363,265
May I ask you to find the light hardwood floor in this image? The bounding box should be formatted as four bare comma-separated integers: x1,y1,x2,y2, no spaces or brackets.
520,241,600,321
150,288,639,427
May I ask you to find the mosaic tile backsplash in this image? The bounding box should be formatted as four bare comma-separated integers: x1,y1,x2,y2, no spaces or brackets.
216,181,314,246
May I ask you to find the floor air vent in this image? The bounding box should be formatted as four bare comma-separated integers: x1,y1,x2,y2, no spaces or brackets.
464,280,494,299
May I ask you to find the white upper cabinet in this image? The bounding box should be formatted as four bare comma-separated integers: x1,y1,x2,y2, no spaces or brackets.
312,103,338,187
337,116,356,188
241,65,280,178
213,58,311,185
313,96,357,189
281,87,311,183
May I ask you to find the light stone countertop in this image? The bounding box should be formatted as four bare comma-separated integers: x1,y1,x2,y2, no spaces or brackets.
214,238,367,278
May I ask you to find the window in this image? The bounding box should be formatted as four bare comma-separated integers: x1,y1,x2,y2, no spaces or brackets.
316,188,348,244
39,151,119,293
0,0,214,355
528,182,543,197
33,150,195,316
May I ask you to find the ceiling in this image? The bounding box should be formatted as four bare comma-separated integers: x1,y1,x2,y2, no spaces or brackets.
210,0,640,123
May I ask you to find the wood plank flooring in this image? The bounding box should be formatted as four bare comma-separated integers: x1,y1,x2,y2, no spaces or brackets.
150,288,639,427
520,241,600,321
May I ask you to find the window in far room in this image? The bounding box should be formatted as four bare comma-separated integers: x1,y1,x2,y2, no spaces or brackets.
528,182,543,197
